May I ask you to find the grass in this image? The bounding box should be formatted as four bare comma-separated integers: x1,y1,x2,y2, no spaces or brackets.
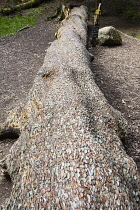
119,29,140,40
127,33,140,39
0,5,46,37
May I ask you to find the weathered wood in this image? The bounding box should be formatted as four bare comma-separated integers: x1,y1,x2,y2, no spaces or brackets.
47,4,69,21
47,4,82,22
0,5,139,209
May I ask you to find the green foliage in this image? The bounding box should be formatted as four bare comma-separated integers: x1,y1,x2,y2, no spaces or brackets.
123,7,140,23
102,0,140,23
0,5,46,37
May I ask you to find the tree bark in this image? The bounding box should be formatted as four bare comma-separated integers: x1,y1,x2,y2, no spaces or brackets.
47,4,69,21
0,5,139,209
1,0,44,15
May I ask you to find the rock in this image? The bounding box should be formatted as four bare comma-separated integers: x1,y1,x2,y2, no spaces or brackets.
98,26,122,46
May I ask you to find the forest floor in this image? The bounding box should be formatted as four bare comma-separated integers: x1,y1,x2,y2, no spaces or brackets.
0,1,140,206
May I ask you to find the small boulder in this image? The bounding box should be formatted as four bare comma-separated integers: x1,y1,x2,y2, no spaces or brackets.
98,26,122,46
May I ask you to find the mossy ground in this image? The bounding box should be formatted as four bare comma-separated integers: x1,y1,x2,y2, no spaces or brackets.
0,4,47,37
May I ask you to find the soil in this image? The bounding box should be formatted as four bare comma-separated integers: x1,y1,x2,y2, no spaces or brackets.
0,1,140,206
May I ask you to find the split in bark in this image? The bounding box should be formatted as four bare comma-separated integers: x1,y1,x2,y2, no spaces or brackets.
47,4,81,22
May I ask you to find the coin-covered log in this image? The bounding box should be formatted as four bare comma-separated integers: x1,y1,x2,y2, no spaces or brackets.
0,5,139,210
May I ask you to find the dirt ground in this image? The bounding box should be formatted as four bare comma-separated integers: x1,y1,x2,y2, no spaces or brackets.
0,2,140,206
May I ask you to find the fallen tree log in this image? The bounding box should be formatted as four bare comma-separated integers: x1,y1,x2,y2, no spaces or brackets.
47,4,69,21
0,5,139,210
1,0,44,15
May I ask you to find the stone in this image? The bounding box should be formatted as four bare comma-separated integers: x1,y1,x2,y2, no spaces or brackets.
98,26,122,46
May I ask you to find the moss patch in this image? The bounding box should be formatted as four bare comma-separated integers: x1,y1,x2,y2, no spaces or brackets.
0,5,46,37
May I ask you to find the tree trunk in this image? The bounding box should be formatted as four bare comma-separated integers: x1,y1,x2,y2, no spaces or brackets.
1,0,44,15
0,5,139,209
47,4,70,21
